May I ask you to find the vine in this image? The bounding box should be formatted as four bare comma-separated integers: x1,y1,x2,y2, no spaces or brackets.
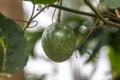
84,0,106,24
23,1,120,31
23,4,36,30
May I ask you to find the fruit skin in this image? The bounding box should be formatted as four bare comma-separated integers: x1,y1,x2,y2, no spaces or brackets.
41,22,76,62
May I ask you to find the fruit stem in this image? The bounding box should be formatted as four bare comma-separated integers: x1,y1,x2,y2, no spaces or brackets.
57,0,62,22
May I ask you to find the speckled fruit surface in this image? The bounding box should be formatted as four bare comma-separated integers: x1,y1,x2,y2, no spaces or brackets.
41,22,76,62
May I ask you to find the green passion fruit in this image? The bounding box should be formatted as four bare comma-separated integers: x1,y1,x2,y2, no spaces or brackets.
41,22,76,62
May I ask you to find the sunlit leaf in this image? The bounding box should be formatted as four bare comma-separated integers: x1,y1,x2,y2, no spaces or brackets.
108,29,120,75
0,46,3,72
109,46,120,74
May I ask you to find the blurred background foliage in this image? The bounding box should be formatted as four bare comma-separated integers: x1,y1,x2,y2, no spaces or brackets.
24,0,120,80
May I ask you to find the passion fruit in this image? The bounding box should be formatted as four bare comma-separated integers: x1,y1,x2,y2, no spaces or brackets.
41,22,76,62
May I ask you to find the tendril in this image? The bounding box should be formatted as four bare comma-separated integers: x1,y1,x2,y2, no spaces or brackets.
13,19,38,29
27,20,38,28
37,5,43,11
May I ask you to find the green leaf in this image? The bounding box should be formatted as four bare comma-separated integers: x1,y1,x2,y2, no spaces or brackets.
109,46,120,74
107,29,120,75
101,0,120,9
0,37,6,50
24,0,59,5
0,46,3,72
0,13,29,74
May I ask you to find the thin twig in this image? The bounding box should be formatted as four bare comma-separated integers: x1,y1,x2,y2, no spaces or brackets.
76,19,99,49
49,4,97,17
52,7,57,22
84,0,106,24
106,10,117,17
32,5,49,20
83,0,120,28
49,5,120,28
52,1,60,22
107,21,120,28
32,4,97,21
25,4,120,29
23,4,36,31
